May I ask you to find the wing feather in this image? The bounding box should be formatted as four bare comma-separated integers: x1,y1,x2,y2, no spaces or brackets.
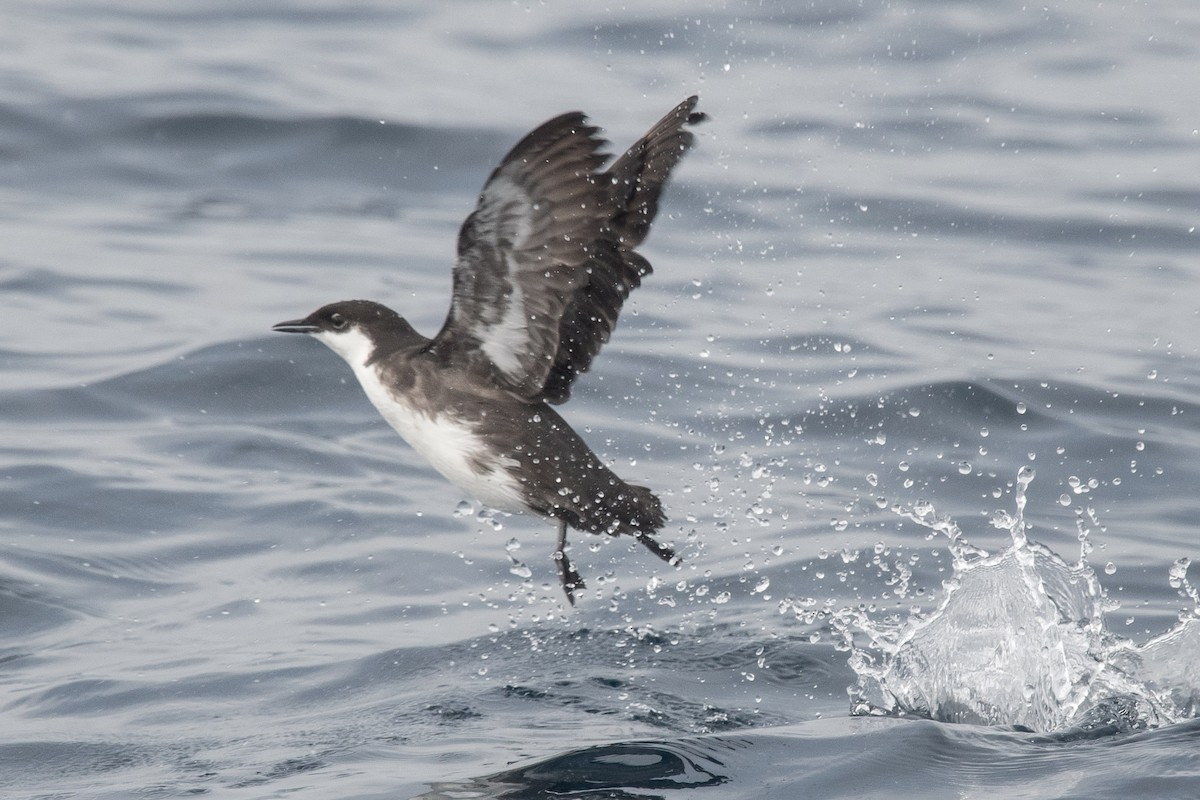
542,96,707,403
429,98,705,402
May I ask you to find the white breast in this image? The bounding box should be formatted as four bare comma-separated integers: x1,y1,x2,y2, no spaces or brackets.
314,328,528,514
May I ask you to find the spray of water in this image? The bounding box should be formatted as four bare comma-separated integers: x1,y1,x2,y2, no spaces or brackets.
835,468,1200,732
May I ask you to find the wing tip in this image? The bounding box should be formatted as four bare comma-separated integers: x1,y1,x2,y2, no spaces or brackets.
680,94,708,126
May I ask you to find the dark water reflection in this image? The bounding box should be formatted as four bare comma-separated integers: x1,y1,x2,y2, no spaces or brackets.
422,740,731,800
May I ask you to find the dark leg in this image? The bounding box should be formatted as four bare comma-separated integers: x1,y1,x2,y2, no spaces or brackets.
635,533,678,564
553,518,585,605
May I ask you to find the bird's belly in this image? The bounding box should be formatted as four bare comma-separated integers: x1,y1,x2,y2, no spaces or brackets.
404,417,527,514
354,369,528,514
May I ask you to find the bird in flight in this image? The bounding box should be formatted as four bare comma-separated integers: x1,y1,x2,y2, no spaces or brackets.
273,96,705,603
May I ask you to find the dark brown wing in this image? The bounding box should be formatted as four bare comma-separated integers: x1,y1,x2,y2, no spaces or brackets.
428,97,705,403
428,111,610,398
541,96,706,404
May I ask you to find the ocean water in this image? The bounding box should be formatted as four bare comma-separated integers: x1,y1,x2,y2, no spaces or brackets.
3,1,1200,797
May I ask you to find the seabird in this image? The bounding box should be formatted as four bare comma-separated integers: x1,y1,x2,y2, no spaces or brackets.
273,96,705,603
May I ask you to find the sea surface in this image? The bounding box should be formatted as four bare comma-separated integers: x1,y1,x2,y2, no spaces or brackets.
3,1,1200,797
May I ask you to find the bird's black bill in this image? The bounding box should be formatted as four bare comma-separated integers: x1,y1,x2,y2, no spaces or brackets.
272,319,319,334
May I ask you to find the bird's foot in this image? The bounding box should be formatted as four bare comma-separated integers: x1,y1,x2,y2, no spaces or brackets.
636,533,678,565
554,548,586,605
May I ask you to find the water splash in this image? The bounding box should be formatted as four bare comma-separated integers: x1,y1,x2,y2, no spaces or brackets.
837,469,1200,732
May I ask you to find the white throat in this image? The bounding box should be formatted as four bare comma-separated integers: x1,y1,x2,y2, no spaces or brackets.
313,327,375,367
309,326,527,515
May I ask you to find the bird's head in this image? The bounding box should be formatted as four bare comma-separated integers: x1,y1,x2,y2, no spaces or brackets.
272,300,408,366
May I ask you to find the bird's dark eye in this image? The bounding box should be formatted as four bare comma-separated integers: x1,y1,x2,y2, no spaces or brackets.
330,313,348,331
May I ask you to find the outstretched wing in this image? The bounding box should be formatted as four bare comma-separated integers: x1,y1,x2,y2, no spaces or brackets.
541,96,706,404
429,111,610,398
429,97,705,403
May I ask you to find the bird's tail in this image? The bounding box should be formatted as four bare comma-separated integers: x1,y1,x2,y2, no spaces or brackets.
621,483,676,563
561,482,676,564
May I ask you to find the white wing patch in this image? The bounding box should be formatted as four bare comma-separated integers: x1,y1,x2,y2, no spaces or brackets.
487,175,534,247
464,174,540,380
479,271,530,378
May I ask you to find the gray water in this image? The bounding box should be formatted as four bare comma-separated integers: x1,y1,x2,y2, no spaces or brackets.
3,1,1200,797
